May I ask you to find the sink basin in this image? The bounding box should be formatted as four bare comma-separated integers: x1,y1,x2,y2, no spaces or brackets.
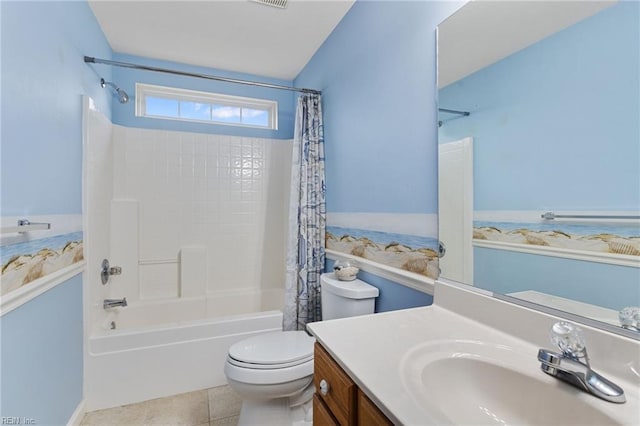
400,340,629,425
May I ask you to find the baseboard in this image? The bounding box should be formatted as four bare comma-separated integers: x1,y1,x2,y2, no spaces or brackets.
67,399,86,426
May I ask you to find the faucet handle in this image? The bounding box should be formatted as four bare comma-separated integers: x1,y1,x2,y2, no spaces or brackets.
550,321,588,361
619,307,640,331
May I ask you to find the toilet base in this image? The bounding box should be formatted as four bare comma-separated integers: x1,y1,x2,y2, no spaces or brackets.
237,398,312,426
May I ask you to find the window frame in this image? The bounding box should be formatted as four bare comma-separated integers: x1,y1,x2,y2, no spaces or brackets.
135,83,278,130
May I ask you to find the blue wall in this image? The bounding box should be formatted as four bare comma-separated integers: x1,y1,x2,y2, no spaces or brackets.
1,1,113,216
295,0,463,214
296,1,463,307
110,53,296,139
474,248,640,311
439,2,639,211
1,1,112,422
0,276,84,424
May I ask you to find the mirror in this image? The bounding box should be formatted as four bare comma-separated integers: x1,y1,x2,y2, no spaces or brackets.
437,1,640,331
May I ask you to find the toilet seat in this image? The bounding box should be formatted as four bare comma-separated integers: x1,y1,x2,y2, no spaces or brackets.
225,356,314,385
225,331,315,385
228,353,313,370
228,331,314,366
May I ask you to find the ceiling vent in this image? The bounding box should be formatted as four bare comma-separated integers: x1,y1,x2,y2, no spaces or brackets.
250,0,287,9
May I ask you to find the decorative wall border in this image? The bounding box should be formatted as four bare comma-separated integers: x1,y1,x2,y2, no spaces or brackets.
2,231,84,296
1,262,85,316
326,226,440,278
2,214,84,308
472,210,639,267
325,213,440,286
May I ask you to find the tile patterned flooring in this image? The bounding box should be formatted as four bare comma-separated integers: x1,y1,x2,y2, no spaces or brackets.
81,385,242,426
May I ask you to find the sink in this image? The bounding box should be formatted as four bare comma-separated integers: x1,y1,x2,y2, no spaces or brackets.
400,340,630,425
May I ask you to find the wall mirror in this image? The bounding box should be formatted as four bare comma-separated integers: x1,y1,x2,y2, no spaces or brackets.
436,0,639,333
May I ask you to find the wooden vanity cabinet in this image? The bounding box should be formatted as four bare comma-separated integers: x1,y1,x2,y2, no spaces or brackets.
313,394,340,426
313,342,356,425
357,390,393,426
313,342,393,426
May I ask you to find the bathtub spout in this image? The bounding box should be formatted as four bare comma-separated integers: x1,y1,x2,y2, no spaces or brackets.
104,298,127,309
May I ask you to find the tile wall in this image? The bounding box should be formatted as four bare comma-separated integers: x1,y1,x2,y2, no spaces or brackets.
109,126,292,307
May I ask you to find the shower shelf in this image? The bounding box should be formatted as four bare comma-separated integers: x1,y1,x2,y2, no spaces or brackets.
1,219,51,234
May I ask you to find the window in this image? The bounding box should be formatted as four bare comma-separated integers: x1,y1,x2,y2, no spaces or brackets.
135,83,278,130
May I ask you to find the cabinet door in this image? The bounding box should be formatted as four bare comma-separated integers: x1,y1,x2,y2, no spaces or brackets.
357,390,393,426
314,343,357,425
314,394,339,426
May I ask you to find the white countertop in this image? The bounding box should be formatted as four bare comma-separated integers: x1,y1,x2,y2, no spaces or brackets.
307,280,640,425
308,304,537,424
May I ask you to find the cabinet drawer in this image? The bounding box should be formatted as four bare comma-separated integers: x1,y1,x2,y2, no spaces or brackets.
314,342,357,425
314,394,339,426
357,390,393,426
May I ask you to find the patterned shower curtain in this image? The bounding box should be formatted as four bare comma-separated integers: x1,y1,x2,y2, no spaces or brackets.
284,94,326,331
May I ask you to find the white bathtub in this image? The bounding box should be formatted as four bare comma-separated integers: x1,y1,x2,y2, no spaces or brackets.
85,309,283,411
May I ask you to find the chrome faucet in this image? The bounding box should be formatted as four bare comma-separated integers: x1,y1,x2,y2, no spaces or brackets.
103,297,127,309
537,321,625,403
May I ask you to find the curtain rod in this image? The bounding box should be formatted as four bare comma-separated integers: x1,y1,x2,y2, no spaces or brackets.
84,56,321,95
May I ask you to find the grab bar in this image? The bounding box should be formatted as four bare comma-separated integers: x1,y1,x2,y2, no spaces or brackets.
541,212,640,221
1,219,51,234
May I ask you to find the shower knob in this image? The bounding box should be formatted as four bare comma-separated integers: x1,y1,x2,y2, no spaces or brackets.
101,259,122,285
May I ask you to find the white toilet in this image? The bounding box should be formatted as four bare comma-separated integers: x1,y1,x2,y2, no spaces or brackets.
224,272,379,425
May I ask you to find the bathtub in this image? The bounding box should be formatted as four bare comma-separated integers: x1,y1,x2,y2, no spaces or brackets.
85,309,283,411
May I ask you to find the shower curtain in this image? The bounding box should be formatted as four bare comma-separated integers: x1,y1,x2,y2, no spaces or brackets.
284,94,326,331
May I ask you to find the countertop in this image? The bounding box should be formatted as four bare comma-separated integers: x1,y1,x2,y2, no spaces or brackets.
307,304,535,425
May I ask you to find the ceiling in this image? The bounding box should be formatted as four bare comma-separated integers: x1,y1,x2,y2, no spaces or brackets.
438,0,616,88
88,0,355,81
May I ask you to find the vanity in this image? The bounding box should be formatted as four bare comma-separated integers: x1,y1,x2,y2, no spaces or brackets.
313,341,392,425
307,280,640,425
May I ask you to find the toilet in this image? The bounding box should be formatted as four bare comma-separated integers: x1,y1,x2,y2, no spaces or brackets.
224,272,379,425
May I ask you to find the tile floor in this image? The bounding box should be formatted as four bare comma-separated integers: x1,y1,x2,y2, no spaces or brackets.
80,385,242,426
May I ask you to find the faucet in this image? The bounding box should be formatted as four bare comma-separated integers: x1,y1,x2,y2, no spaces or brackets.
537,321,625,403
103,297,127,309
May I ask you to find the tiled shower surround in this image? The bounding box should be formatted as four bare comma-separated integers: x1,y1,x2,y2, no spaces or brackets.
108,126,292,315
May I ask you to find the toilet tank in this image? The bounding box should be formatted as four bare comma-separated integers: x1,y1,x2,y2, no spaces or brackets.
320,272,379,320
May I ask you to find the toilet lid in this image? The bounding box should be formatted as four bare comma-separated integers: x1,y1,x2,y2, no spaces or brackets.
228,331,315,366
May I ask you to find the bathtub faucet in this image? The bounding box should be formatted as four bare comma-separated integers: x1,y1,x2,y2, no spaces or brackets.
103,297,127,309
